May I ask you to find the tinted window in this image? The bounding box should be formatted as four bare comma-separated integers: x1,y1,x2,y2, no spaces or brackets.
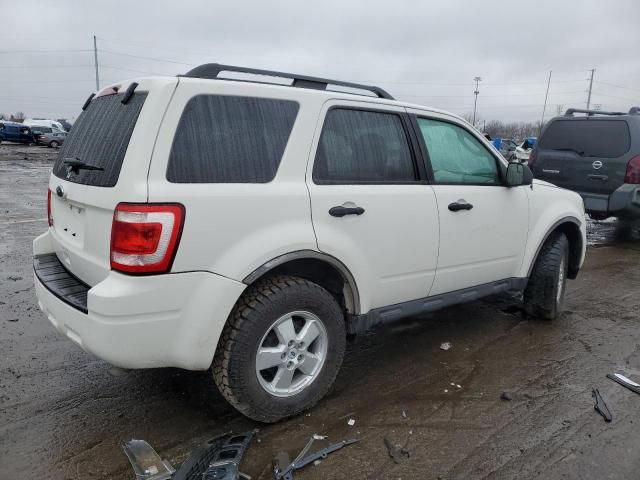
53,92,147,187
167,95,299,183
539,120,630,157
417,118,500,185
313,108,416,183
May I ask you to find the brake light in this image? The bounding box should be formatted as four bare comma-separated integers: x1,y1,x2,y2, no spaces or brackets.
624,155,640,184
110,203,185,274
47,189,53,227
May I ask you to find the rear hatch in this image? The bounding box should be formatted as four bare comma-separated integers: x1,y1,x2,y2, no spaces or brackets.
48,78,177,286
532,118,631,201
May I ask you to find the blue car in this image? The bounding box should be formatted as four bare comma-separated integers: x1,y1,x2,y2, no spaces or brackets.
0,122,35,144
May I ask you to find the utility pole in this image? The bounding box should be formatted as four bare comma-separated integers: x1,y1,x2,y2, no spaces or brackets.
472,76,482,127
586,68,595,110
540,70,552,135
93,35,100,91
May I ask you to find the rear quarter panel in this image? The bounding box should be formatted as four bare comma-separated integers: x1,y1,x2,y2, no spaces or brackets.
147,79,324,281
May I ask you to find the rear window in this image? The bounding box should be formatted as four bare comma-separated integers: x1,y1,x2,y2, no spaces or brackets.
167,95,299,183
52,92,147,187
539,119,631,158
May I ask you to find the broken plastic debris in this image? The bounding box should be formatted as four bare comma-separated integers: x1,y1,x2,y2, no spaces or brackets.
607,372,640,395
440,342,452,351
383,437,410,464
444,389,449,393
347,418,355,426
401,410,407,418
592,387,612,422
312,434,327,440
122,439,174,480
500,391,513,401
456,384,462,389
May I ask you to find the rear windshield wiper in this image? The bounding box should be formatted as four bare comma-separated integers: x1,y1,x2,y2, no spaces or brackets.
63,157,104,174
551,148,585,156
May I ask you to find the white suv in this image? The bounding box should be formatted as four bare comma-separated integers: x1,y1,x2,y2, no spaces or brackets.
34,64,586,422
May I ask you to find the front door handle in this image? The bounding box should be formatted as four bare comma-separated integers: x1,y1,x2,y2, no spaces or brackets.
448,200,473,212
329,205,365,217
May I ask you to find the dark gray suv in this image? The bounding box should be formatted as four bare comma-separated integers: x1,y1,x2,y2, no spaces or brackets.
530,107,640,219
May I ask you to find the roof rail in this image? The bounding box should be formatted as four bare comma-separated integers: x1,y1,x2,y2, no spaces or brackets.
181,63,395,100
564,108,626,117
629,106,640,115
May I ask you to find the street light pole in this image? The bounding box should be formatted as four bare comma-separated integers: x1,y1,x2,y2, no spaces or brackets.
472,76,482,127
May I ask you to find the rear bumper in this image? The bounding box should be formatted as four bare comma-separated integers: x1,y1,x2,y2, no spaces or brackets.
33,231,246,370
580,184,640,218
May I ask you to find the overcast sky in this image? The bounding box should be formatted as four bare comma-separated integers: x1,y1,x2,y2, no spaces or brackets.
1,0,639,123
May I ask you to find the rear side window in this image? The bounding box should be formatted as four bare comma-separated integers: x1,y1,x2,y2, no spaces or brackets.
53,92,147,187
539,120,631,158
313,108,416,184
167,95,299,183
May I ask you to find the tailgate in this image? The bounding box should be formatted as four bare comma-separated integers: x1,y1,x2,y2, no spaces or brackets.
534,118,631,195
48,77,178,286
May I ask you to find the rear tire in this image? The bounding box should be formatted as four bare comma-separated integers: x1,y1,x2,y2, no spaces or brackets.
212,275,346,422
524,232,569,320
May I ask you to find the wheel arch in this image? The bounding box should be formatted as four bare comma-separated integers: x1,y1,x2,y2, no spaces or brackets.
243,250,361,314
527,216,583,279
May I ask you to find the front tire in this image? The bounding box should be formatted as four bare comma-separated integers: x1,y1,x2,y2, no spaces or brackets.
49,140,60,148
524,232,569,320
212,275,346,422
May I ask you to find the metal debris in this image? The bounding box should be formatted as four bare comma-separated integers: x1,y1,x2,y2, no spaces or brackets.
273,437,358,480
607,372,640,395
592,388,612,422
122,439,175,480
383,437,410,464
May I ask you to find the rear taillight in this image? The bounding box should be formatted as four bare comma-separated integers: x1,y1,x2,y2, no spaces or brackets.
624,155,640,184
110,203,185,274
528,148,538,170
47,189,53,227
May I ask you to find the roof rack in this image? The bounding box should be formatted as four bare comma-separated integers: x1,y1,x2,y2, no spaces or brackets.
564,108,626,117
181,63,394,100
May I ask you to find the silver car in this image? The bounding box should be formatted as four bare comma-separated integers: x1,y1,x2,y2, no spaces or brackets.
32,127,66,148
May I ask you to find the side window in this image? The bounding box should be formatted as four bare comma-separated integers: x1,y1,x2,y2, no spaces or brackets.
167,95,299,183
313,108,417,184
417,118,500,185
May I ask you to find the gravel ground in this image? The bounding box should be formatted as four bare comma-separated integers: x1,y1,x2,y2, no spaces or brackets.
1,143,640,479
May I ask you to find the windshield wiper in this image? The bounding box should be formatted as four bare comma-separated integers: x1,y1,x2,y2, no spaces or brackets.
63,157,104,174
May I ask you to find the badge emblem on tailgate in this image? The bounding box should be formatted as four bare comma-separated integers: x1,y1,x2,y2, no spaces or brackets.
592,160,603,170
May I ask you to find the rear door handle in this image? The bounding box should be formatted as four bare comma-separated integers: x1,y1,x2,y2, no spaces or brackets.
329,205,365,217
448,200,473,212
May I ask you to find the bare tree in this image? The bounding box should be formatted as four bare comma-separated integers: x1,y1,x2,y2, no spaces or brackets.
10,112,25,123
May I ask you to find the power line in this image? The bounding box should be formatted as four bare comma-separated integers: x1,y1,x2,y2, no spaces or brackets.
0,64,93,69
594,80,640,94
100,49,196,66
592,91,639,102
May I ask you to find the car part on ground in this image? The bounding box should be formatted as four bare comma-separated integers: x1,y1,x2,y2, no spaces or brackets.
383,437,410,464
123,439,175,480
273,436,358,480
592,388,612,422
173,430,256,480
607,372,640,395
124,431,257,480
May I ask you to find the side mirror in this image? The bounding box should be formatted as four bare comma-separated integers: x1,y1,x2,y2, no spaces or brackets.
506,162,533,187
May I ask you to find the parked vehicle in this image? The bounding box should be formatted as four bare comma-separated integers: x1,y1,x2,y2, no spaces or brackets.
31,126,67,148
34,64,587,422
0,122,35,144
495,138,518,161
56,118,73,132
515,137,537,163
531,108,640,219
24,119,66,132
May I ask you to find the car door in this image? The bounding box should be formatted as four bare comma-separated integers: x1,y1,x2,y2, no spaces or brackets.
307,101,439,313
409,112,529,296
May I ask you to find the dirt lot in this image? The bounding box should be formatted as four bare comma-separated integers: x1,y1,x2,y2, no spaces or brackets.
1,143,640,479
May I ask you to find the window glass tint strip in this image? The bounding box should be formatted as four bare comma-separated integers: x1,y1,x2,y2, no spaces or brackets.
167,95,299,183
52,92,147,187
